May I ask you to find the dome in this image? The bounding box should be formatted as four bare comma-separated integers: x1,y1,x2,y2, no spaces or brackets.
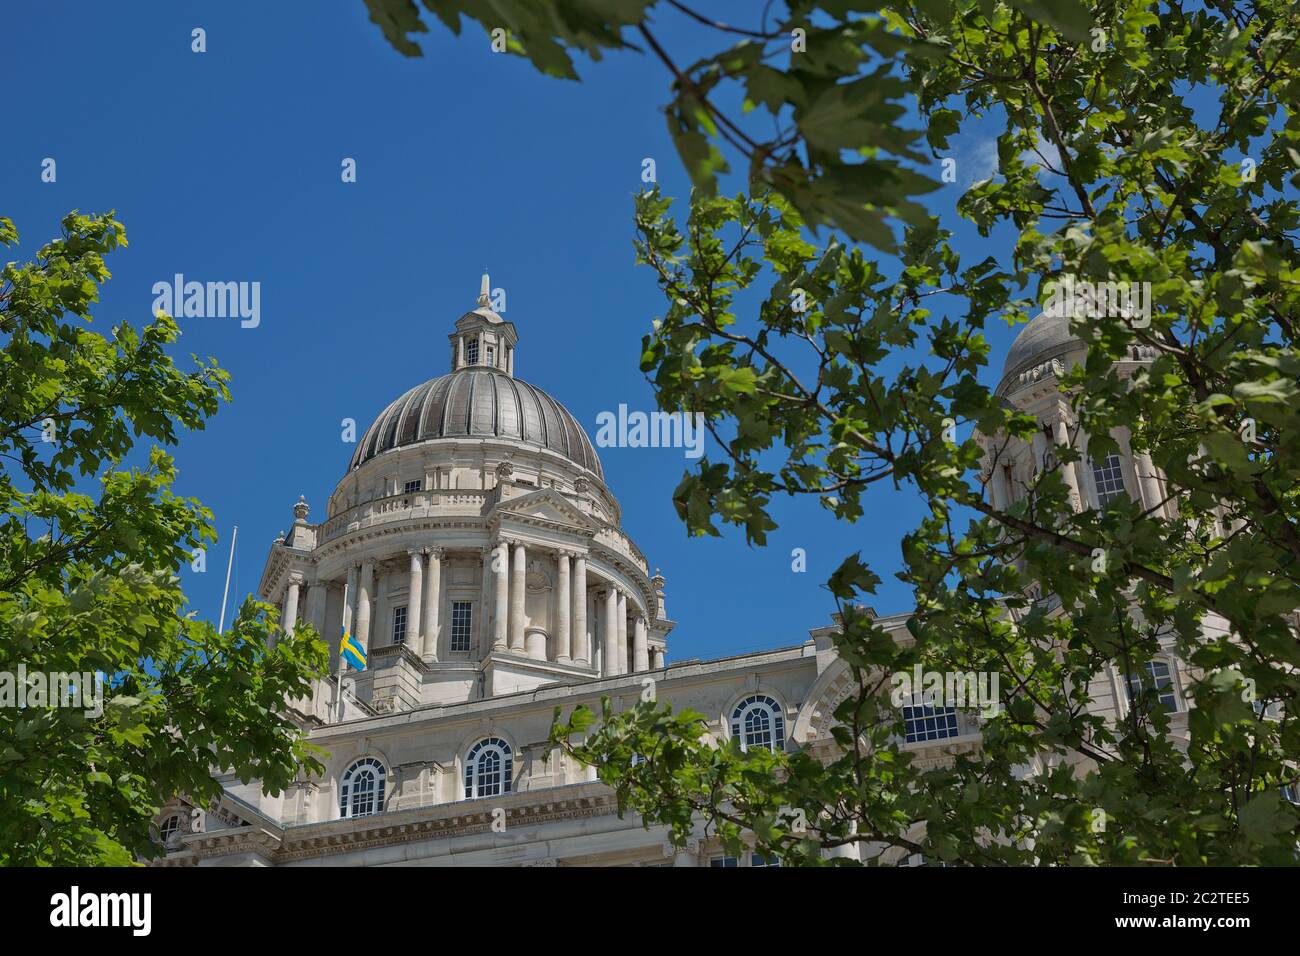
999,310,1082,387
349,366,603,478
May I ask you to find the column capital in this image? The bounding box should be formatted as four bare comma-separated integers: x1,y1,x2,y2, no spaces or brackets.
287,571,306,586
406,547,423,558
427,545,445,559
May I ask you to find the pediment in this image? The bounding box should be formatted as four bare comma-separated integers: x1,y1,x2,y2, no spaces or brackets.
492,487,599,533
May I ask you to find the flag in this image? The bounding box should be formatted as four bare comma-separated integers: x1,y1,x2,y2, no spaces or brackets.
340,628,366,671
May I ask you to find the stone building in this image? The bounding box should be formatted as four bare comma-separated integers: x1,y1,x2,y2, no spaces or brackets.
154,285,1204,866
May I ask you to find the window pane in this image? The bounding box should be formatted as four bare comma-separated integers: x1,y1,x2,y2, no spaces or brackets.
392,605,407,646
465,739,512,799
1126,660,1177,712
902,703,959,742
1091,453,1126,505
451,601,473,652
730,696,784,753
341,759,386,819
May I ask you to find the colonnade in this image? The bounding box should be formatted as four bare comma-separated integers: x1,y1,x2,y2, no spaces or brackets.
279,541,665,675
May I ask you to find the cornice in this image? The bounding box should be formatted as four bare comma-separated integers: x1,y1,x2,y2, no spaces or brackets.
177,785,622,865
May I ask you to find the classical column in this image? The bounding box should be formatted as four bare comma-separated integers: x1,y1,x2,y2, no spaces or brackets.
355,559,374,650
602,587,619,677
493,541,509,651
457,336,465,368
478,546,492,654
406,549,424,654
510,540,527,652
555,551,572,663
280,574,302,638
1055,420,1082,510
1030,427,1048,475
306,580,326,636
989,465,1008,511
616,590,629,675
1135,451,1164,516
651,645,665,669
423,547,441,660
633,613,648,672
572,555,588,664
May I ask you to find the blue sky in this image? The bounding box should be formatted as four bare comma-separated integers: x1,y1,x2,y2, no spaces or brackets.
1,1,1025,661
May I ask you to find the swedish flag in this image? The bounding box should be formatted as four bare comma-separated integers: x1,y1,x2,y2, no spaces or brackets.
340,627,366,671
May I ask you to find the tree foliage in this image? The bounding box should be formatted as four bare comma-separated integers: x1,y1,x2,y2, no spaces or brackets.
0,211,328,865
373,0,1300,864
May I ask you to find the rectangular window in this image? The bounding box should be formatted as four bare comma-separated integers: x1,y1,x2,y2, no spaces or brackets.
466,339,479,364
1254,699,1283,719
1126,660,1177,712
751,854,781,868
709,856,738,868
902,701,959,743
1091,453,1127,506
392,605,407,646
486,345,495,366
403,479,422,494
450,601,473,653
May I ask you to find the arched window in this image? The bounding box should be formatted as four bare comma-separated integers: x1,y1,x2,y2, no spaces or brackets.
464,737,513,799
1090,453,1127,506
730,695,785,753
340,757,386,819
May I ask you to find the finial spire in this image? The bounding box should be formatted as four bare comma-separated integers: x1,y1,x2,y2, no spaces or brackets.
478,270,491,308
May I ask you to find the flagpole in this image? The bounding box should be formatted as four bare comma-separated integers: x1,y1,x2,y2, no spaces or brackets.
336,582,349,723
217,525,238,634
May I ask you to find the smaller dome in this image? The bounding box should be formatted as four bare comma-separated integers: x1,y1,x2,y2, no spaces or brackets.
1000,311,1082,387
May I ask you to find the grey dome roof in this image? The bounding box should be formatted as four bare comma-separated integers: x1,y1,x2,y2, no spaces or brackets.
1000,310,1082,384
349,367,602,477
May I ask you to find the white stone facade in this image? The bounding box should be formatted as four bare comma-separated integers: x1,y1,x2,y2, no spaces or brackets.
155,289,1206,867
